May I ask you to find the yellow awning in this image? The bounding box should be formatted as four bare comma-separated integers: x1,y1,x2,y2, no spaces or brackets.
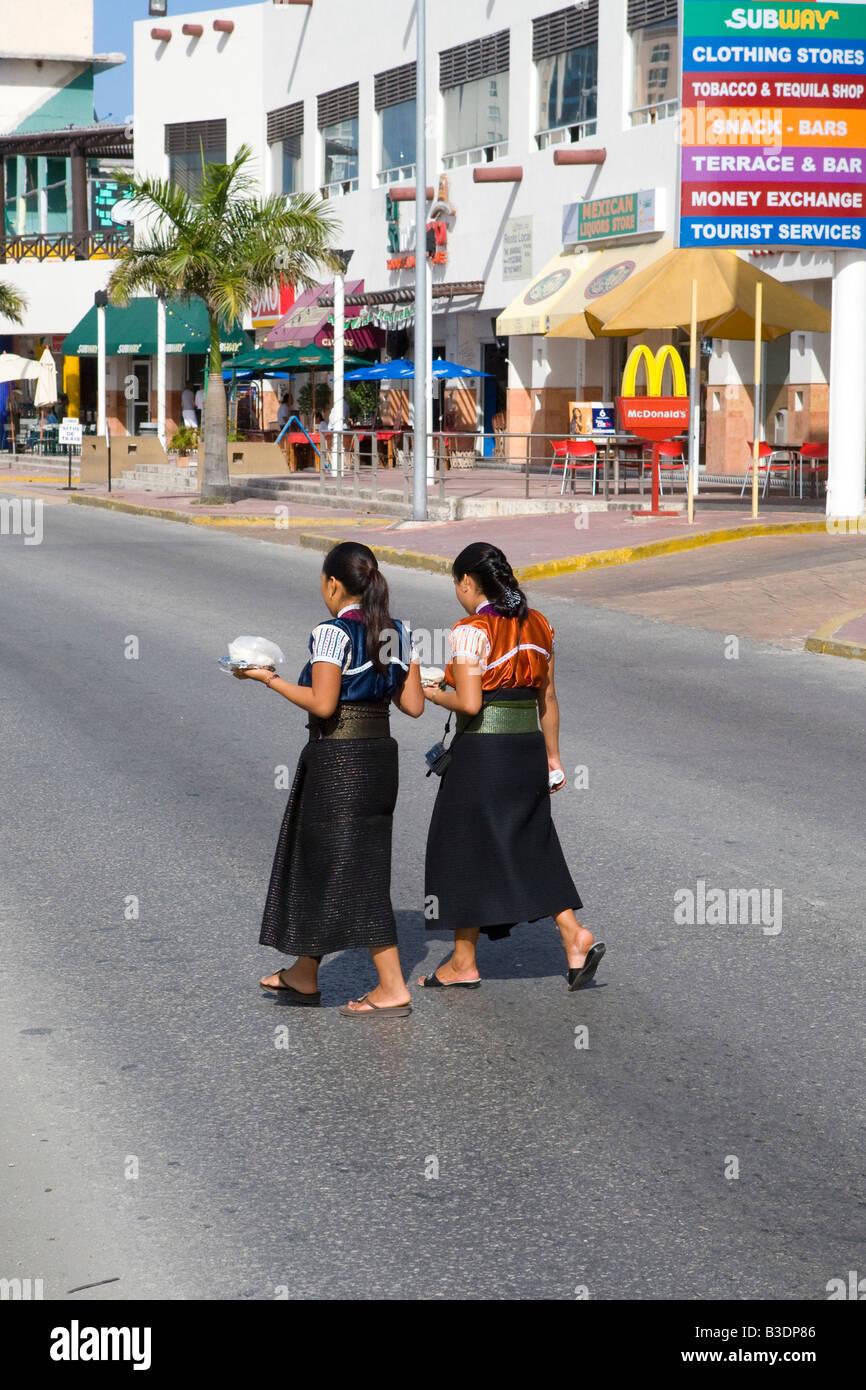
546,237,674,338
496,248,600,338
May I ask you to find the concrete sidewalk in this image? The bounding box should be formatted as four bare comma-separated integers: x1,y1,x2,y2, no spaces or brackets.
37,475,830,579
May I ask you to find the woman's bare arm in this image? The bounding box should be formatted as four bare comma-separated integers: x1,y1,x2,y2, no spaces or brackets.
236,663,342,719
392,660,425,717
537,653,566,792
423,656,483,716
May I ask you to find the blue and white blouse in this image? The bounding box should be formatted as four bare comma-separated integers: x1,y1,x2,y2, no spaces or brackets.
298,605,416,702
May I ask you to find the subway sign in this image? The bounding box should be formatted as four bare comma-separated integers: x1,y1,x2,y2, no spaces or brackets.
680,1,866,248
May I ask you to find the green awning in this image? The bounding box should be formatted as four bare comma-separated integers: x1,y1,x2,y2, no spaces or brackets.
230,345,368,371
61,297,252,357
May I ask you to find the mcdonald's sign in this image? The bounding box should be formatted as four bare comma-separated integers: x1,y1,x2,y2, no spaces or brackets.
617,344,690,443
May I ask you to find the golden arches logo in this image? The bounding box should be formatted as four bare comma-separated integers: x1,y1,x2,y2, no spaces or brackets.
621,345,688,398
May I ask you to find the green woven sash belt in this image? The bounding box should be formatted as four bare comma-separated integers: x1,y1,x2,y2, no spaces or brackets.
457,699,539,736
309,702,391,741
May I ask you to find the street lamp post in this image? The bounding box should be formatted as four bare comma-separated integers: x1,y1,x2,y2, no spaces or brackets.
330,248,353,477
156,291,167,450
94,290,108,439
412,0,428,521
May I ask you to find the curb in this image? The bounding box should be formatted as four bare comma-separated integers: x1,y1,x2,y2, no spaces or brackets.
57,493,832,579
296,519,830,581
66,493,377,530
804,608,866,662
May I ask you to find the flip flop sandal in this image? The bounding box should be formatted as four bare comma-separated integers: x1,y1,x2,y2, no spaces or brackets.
338,993,412,1018
420,973,482,989
260,969,321,1006
567,943,606,991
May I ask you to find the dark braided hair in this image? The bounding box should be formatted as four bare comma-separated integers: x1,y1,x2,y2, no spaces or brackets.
452,542,529,621
323,541,393,674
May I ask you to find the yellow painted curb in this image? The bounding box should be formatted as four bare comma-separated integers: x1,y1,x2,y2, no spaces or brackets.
517,520,829,581
804,607,866,661
297,530,452,573
297,520,830,581
67,494,376,529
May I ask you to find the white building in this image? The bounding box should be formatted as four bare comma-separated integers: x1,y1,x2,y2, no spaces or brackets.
130,0,831,469
0,0,132,427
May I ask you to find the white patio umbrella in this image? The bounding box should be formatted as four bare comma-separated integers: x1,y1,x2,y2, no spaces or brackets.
33,347,58,407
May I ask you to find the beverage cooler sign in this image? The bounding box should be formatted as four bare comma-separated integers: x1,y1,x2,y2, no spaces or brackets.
680,1,866,248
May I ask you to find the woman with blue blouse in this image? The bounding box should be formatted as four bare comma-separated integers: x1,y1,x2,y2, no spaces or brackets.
234,542,423,1017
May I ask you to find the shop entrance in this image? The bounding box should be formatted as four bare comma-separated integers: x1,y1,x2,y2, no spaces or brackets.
482,340,508,457
127,358,152,435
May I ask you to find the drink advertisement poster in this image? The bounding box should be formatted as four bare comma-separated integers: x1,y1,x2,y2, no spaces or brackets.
680,1,866,248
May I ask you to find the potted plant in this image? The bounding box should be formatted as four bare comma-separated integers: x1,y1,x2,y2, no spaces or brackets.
168,424,199,460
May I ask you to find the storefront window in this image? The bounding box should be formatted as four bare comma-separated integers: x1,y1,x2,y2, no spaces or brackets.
4,159,17,234
536,45,598,144
631,22,679,126
443,74,509,161
321,118,359,191
381,100,415,179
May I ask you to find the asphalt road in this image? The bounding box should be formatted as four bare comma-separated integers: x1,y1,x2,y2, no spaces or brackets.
1,499,864,1301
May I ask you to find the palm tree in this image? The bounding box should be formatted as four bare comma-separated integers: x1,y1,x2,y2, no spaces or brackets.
107,145,338,499
0,281,27,324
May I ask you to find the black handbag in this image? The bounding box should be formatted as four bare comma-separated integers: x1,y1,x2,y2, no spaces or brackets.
425,711,456,777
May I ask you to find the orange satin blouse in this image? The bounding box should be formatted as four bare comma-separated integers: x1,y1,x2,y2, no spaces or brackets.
444,609,555,691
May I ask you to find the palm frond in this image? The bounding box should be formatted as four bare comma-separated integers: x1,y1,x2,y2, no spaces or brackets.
0,281,27,325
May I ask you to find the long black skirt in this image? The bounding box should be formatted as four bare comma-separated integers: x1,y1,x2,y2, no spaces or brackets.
425,720,582,940
259,730,400,957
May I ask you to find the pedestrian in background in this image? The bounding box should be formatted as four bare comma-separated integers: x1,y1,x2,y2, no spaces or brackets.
421,541,604,991
181,383,197,429
234,541,424,1016
194,383,206,425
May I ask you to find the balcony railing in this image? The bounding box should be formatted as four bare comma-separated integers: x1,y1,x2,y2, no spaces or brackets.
0,230,133,263
442,141,508,170
319,178,360,198
630,99,680,127
377,163,416,186
536,120,598,150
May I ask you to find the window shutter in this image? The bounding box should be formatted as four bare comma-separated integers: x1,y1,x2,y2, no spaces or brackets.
627,0,678,30
439,29,509,91
532,4,599,62
267,101,304,144
317,83,359,129
374,63,416,111
164,119,227,155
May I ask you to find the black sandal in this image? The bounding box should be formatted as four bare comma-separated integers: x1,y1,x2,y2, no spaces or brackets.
260,969,321,1006
420,972,482,989
567,943,606,991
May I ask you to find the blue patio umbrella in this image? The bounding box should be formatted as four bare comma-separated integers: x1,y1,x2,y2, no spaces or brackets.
345,358,490,381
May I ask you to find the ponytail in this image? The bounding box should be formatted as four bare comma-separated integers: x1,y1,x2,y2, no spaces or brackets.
452,542,528,622
322,541,393,674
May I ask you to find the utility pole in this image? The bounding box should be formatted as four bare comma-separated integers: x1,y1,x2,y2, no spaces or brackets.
412,0,428,521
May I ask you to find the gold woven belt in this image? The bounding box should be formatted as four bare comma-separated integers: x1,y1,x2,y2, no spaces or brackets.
457,699,539,736
309,702,391,741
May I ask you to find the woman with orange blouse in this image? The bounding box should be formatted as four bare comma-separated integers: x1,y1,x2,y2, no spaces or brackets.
421,542,604,992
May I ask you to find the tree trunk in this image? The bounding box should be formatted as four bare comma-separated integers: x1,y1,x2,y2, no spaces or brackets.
200,314,230,501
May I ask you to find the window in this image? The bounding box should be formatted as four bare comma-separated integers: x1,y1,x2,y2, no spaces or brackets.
628,0,679,126
440,30,509,166
164,120,227,196
318,84,359,194
3,158,16,234
375,63,416,183
267,102,304,195
533,5,598,146
44,158,68,231
23,156,39,234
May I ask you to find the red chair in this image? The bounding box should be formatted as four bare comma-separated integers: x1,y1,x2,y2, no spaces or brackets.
643,441,688,495
740,441,793,499
799,442,828,499
549,439,599,496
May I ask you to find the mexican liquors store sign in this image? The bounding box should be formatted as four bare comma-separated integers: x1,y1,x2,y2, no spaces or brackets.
680,1,866,247
563,190,660,246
